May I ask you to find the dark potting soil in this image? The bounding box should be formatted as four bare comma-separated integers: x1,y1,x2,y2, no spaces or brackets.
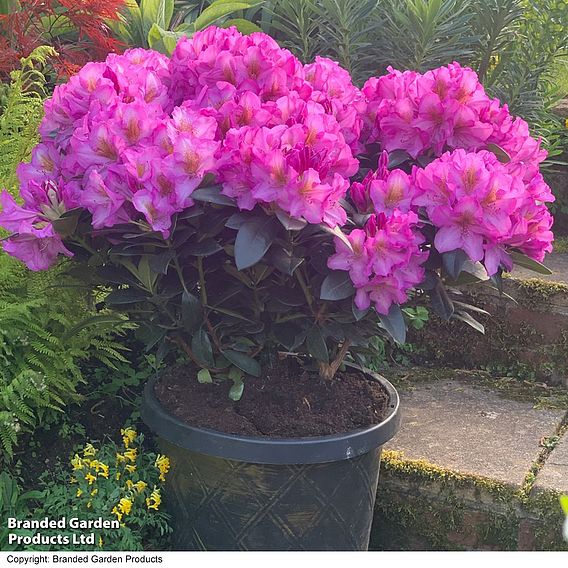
154,360,390,437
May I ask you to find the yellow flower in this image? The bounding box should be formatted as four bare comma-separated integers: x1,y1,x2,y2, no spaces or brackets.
98,536,103,548
125,464,137,474
71,454,84,471
121,427,137,448
134,481,147,494
118,498,132,515
116,453,126,464
76,488,83,497
565,118,568,129
123,448,137,463
146,488,162,511
98,463,109,478
85,473,97,485
111,506,123,523
91,489,98,496
87,501,92,509
83,443,97,457
115,472,121,481
154,455,170,482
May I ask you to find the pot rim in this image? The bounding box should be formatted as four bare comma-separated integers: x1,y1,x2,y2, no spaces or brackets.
141,363,401,464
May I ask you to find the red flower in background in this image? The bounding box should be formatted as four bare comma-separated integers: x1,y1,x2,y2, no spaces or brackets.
0,0,127,78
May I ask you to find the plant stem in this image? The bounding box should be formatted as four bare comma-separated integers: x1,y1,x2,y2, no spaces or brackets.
318,339,352,381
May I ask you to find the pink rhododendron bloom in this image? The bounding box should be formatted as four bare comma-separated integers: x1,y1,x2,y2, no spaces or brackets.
328,212,427,314
3,227,72,271
0,191,39,232
413,148,553,275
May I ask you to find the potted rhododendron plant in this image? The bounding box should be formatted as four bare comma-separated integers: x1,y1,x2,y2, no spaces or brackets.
0,27,554,551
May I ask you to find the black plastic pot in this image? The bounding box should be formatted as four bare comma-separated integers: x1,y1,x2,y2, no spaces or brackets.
141,366,401,551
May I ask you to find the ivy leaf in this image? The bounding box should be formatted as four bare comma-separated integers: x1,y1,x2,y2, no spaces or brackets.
234,215,278,270
320,271,355,301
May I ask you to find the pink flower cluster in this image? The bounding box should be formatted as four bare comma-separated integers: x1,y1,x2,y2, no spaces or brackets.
414,149,553,274
0,28,362,271
328,211,427,314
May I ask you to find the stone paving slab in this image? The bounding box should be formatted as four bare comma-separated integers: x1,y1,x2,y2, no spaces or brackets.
386,379,565,487
533,432,568,494
511,252,568,284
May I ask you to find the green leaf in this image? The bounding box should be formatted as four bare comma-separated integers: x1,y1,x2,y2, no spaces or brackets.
234,215,278,270
192,186,236,206
141,0,174,31
182,291,202,332
62,315,127,341
320,271,355,301
486,143,511,164
105,288,149,305
352,302,369,321
52,208,81,238
275,209,307,231
191,329,215,367
273,322,303,350
228,371,244,401
379,304,406,344
220,18,262,34
454,311,485,334
149,250,175,274
306,326,329,364
147,23,181,55
429,281,454,321
226,211,253,229
194,0,261,31
510,251,552,275
223,350,261,377
388,149,412,168
185,238,223,257
442,249,468,280
197,368,212,384
268,247,304,275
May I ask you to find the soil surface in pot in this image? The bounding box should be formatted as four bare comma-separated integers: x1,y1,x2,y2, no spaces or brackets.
154,360,390,437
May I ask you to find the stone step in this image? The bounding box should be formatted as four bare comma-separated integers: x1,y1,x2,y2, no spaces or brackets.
369,368,568,550
408,253,568,387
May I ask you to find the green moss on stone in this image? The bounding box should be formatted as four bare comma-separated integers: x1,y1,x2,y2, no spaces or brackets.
515,278,568,307
372,450,568,550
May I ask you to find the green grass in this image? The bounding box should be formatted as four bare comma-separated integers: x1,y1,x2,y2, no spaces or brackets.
552,60,568,97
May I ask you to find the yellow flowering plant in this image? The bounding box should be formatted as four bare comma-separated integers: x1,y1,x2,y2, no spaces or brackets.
33,426,172,551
